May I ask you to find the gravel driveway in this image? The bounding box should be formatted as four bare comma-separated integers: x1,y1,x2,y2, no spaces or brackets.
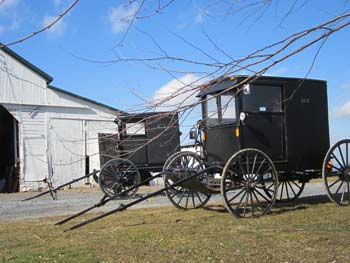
0,182,328,222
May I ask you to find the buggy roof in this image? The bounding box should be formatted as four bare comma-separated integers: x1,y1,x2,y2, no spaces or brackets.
115,111,177,123
198,75,326,97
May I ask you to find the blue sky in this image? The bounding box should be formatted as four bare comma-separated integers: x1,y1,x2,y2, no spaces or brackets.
1,0,349,143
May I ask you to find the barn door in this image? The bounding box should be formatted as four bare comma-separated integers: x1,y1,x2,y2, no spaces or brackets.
240,85,284,161
49,119,85,187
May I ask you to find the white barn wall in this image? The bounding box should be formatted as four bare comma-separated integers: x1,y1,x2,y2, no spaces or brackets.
0,47,120,191
0,49,47,105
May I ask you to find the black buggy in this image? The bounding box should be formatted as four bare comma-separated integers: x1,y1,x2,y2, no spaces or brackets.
54,75,349,230
162,75,350,218
97,112,181,197
23,111,181,201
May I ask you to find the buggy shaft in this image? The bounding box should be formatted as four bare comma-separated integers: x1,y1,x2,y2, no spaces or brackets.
22,170,100,201
65,166,220,231
55,172,163,225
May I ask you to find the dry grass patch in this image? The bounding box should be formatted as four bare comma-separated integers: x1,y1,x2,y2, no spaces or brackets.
1,201,350,263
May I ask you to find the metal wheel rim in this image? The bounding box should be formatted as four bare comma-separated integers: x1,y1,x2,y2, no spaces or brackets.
163,151,211,209
221,148,278,218
322,139,350,206
99,158,141,198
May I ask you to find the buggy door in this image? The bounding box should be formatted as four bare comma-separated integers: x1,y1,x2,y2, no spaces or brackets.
146,115,180,164
240,84,284,161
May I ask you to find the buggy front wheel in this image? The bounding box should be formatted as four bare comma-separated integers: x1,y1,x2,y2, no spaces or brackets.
162,151,211,209
221,148,278,218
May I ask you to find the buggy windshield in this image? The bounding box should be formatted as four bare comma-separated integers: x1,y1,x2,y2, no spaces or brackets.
205,93,236,127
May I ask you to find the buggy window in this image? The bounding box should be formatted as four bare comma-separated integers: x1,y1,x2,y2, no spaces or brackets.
221,94,236,124
242,85,282,113
207,95,220,126
125,122,145,135
205,94,236,127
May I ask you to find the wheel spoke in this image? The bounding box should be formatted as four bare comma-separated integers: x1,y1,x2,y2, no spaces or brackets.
170,187,183,199
338,146,347,168
254,188,271,203
251,189,263,211
235,191,247,213
327,163,343,173
328,177,342,189
331,153,345,170
249,191,255,217
227,188,245,204
346,142,349,167
195,191,203,203
279,181,285,200
176,189,186,206
246,152,250,178
335,180,344,195
287,181,297,197
191,191,196,208
238,159,246,177
243,191,249,217
254,159,266,176
341,183,346,204
284,181,290,201
256,185,274,193
251,154,257,177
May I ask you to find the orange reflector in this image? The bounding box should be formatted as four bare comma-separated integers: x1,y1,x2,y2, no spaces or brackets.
230,76,235,81
235,127,240,137
201,131,206,141
326,161,332,170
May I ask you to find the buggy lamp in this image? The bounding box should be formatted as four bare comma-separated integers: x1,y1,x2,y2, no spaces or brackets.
235,127,240,137
240,112,247,122
201,131,206,141
326,160,332,170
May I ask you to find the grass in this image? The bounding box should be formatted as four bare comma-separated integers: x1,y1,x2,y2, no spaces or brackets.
1,199,350,263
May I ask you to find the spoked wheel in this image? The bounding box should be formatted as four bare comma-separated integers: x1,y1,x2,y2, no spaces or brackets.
275,179,305,202
163,151,211,209
323,139,350,206
99,158,141,198
221,148,278,218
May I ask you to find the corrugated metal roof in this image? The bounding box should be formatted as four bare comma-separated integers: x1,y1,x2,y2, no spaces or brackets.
48,85,126,114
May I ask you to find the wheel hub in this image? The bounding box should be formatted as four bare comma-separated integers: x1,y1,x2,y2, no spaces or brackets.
246,179,256,189
344,168,350,181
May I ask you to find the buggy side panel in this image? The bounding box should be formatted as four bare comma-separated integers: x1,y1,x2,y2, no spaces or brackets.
284,79,330,170
205,124,240,163
98,133,119,166
121,137,147,164
146,114,181,165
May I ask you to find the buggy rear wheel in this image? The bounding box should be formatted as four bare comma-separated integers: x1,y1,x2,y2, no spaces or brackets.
221,148,278,218
162,151,211,209
99,158,141,198
275,179,305,202
323,139,350,206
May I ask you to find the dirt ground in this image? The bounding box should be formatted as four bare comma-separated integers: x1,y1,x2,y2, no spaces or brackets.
0,182,327,222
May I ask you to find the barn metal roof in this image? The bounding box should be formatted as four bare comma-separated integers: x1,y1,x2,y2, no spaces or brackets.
0,43,53,83
48,85,126,114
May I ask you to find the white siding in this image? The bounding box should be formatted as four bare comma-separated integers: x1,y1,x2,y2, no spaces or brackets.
0,48,120,191
0,49,47,105
49,118,85,187
21,107,47,181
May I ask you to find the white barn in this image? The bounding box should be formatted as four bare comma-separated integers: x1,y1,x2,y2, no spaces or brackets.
0,44,122,192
